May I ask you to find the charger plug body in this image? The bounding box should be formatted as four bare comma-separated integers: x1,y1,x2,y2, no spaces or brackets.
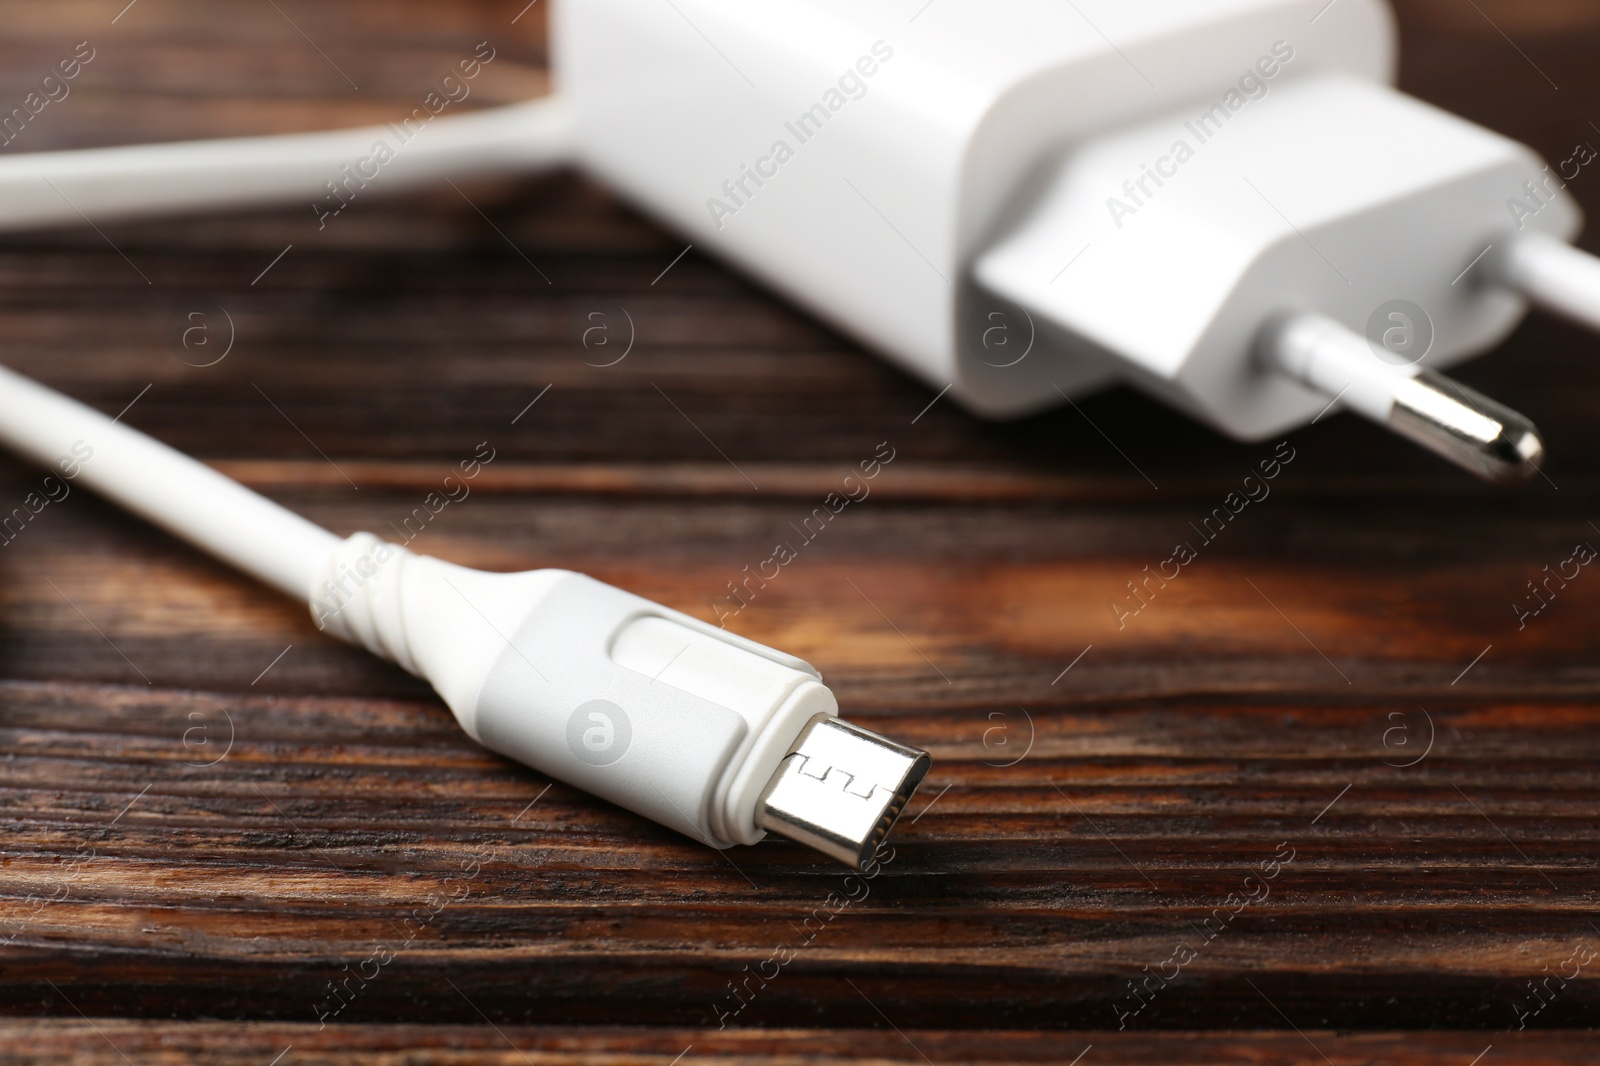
555,0,1398,418
975,72,1578,439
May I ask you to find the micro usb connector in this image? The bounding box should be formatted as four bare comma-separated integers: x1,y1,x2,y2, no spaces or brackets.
0,348,943,879
756,713,931,870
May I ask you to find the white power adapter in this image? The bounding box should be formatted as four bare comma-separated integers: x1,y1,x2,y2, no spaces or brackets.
1,0,1597,870
4,1,1595,476
556,0,1596,480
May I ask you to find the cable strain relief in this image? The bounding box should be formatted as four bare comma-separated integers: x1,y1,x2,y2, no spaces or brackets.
307,532,422,675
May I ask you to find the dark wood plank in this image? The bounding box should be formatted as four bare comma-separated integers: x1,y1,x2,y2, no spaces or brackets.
0,0,1597,1053
2,1022,1593,1066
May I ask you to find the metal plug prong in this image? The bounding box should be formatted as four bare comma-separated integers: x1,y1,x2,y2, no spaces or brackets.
1493,231,1600,336
1263,313,1544,483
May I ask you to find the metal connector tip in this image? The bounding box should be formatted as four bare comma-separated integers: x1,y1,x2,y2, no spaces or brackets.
1389,369,1544,484
756,713,930,870
1264,313,1546,485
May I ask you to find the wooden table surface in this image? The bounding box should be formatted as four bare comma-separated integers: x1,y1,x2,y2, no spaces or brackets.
1,1,1598,1062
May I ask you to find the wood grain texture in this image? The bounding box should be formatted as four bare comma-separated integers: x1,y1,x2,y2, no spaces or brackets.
0,0,1598,1060
0,1022,1593,1066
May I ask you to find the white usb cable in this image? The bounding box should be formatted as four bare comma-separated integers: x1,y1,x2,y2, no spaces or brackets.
4,0,1600,865
0,364,928,869
0,97,572,231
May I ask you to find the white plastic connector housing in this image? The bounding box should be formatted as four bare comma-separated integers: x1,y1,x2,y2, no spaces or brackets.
311,534,839,849
555,0,1397,417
